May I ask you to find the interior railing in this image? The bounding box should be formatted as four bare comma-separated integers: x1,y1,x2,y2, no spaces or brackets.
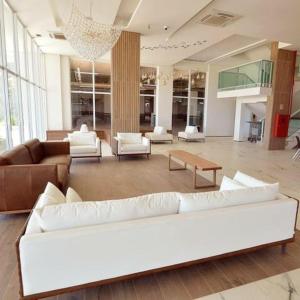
218,60,273,91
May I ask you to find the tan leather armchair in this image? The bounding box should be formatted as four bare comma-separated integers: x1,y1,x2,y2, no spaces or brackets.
0,139,71,213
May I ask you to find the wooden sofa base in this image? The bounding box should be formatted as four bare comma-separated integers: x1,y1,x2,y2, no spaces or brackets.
18,237,294,300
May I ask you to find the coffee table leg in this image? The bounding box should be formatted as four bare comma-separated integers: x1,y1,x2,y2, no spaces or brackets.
168,154,171,170
193,167,197,188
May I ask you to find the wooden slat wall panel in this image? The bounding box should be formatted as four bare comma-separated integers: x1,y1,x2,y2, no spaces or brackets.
264,42,296,150
111,31,140,137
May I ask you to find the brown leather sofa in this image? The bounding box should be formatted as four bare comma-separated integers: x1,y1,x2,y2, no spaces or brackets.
0,139,71,214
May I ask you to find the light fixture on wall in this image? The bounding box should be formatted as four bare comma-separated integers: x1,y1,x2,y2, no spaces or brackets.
63,0,123,62
141,40,207,51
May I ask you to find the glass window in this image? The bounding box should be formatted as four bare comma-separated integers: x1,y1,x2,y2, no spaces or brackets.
173,69,189,97
26,33,33,82
140,67,156,130
189,98,204,131
7,73,21,146
32,42,39,85
71,92,94,129
94,62,110,93
29,84,37,137
191,71,206,98
70,59,93,92
95,93,111,129
20,80,31,140
3,2,16,72
0,70,8,152
172,97,188,133
17,20,26,78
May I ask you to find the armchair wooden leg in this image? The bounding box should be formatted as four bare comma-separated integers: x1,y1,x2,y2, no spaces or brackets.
281,244,287,254
118,155,121,161
147,154,150,159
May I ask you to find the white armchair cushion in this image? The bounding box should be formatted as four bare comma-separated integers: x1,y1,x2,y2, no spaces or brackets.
233,171,267,187
35,192,181,232
70,145,97,154
154,126,166,135
117,133,142,144
80,124,89,133
179,183,279,213
185,126,198,134
68,132,96,146
219,176,246,191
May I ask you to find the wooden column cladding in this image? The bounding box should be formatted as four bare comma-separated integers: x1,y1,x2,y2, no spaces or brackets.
111,31,140,137
264,42,296,150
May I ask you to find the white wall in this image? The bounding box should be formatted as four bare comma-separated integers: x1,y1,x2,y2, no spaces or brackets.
45,54,63,130
204,64,236,136
156,66,173,130
60,56,71,129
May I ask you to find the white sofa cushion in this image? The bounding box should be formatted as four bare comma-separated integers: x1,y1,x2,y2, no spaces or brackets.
66,188,83,203
70,145,97,154
220,176,246,191
35,192,181,232
117,133,142,144
154,126,166,135
179,183,279,213
68,132,96,146
233,171,267,187
121,144,148,152
185,126,198,134
44,182,65,204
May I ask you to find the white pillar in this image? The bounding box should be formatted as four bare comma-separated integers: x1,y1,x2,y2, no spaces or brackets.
156,66,173,130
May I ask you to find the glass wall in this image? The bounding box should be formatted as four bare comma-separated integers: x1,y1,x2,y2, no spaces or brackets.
140,67,156,130
0,0,47,153
172,69,206,133
70,59,111,130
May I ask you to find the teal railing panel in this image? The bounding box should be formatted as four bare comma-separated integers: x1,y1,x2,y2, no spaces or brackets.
218,60,273,91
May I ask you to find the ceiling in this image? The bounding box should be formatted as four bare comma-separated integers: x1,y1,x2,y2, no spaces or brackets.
7,0,300,66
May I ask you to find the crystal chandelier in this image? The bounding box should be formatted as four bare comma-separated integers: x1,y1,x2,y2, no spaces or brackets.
63,1,122,61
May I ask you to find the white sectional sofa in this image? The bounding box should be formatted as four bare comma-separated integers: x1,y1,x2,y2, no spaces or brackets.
111,133,151,160
145,126,173,143
17,173,298,299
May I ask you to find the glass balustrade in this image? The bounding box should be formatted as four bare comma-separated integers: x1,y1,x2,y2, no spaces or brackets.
218,60,273,91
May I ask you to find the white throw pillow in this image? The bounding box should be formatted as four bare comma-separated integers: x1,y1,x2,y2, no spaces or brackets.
80,124,89,133
179,183,279,213
35,192,180,232
233,171,267,187
219,176,246,191
44,182,65,203
154,126,166,135
66,187,83,203
185,126,198,134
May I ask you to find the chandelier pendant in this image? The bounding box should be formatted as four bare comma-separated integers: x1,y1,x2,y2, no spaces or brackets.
63,1,123,61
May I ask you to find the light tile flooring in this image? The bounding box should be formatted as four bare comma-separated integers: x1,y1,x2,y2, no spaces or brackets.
198,268,300,300
106,137,300,228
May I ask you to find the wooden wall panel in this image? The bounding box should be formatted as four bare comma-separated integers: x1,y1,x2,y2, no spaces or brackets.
111,31,140,137
264,42,296,150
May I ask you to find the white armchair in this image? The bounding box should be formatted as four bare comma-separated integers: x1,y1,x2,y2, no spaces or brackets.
65,131,101,160
145,126,173,143
178,126,205,142
112,133,151,160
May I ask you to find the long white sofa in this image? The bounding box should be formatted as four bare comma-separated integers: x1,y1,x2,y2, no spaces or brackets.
17,172,298,299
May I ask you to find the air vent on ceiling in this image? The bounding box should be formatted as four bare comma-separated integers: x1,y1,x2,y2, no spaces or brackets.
49,32,66,40
198,10,240,27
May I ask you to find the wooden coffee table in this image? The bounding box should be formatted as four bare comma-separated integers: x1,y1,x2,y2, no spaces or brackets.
168,150,222,189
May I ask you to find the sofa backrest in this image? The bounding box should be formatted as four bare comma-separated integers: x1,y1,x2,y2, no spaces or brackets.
1,144,33,165
24,139,44,163
68,132,96,146
117,133,142,144
33,192,181,232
